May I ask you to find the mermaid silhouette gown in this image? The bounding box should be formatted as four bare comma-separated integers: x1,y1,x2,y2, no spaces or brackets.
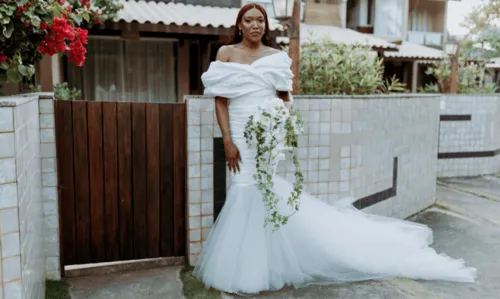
193,51,477,295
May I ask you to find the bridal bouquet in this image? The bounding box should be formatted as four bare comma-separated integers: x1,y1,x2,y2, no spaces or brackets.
244,97,305,231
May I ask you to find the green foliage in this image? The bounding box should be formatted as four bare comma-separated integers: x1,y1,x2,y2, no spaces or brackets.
424,56,498,94
459,0,500,58
53,82,81,100
0,0,122,83
299,38,407,95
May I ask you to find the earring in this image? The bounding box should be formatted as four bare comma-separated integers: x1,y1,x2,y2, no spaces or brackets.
239,29,241,36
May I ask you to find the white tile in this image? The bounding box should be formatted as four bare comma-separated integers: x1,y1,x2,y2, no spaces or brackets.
42,172,57,187
3,255,21,282
201,190,213,203
200,138,213,151
189,229,201,242
40,128,55,143
188,151,200,165
4,279,22,299
201,215,213,227
189,191,201,204
39,99,54,114
188,125,201,139
201,165,213,177
201,203,213,215
0,107,14,132
188,204,201,216
188,178,201,191
201,151,213,164
201,177,212,190
0,133,15,158
0,158,16,184
42,187,57,201
0,208,19,233
41,157,56,173
188,165,201,178
189,242,202,255
189,216,201,230
188,138,200,151
40,142,56,158
2,232,20,258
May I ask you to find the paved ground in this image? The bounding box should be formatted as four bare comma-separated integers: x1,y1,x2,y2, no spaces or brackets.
67,175,500,299
68,266,184,299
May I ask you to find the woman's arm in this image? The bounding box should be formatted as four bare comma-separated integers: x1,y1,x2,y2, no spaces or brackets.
213,46,241,173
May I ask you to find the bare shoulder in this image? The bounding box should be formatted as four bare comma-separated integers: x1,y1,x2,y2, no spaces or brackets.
263,46,281,55
215,45,234,62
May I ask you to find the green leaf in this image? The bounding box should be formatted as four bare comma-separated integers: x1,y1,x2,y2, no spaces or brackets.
6,68,22,83
2,22,14,38
69,13,83,25
82,12,90,22
18,64,31,76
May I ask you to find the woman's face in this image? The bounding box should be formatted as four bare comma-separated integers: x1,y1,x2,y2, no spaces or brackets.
240,8,266,43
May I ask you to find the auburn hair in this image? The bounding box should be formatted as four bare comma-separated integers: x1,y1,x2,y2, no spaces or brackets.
226,3,271,46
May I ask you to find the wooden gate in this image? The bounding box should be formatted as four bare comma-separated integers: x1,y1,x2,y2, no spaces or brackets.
54,100,186,266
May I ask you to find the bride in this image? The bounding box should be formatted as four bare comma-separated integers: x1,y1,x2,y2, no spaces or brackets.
194,2,477,296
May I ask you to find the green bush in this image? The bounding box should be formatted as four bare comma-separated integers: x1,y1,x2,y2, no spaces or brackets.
423,56,498,94
298,38,406,95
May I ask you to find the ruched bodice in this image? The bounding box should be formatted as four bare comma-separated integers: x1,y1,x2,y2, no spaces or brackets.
201,51,294,186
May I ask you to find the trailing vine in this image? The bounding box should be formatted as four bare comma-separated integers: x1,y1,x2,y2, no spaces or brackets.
244,98,305,231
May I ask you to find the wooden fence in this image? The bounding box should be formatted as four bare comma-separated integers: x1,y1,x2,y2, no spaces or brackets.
54,100,186,266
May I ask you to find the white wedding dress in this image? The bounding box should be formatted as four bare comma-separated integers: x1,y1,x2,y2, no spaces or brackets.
194,51,477,295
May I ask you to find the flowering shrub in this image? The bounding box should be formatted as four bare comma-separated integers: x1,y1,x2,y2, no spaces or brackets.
0,0,122,83
244,98,305,231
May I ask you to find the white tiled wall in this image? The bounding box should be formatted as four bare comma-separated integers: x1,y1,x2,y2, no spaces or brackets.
438,95,500,177
0,94,53,299
185,94,440,265
38,96,60,280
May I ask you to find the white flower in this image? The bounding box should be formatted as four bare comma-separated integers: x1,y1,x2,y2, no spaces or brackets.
261,115,271,126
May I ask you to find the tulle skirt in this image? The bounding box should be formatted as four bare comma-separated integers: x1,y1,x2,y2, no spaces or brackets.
193,175,477,295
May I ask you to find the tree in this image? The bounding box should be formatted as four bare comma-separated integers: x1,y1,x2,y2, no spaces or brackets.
0,0,122,83
448,0,500,93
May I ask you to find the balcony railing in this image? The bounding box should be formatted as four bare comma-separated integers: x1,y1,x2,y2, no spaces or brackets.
407,31,443,47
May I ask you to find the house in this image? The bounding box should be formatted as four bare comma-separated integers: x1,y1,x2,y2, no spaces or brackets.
35,0,286,103
346,0,452,48
272,0,448,91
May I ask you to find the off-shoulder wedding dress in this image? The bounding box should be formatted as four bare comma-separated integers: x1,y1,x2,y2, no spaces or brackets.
193,51,476,295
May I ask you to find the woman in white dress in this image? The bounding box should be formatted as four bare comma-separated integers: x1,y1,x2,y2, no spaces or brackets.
193,3,477,296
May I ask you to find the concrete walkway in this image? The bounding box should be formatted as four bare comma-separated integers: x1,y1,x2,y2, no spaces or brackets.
67,175,500,299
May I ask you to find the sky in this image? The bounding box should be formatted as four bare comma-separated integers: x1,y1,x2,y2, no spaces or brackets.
446,0,483,36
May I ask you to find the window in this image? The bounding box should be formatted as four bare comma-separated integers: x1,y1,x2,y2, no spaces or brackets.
66,38,178,103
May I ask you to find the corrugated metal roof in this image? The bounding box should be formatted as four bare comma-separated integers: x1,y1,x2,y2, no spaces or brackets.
117,0,283,30
384,42,444,60
486,57,500,69
298,24,398,50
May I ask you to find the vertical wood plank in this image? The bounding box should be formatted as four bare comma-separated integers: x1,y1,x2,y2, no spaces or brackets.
146,104,160,257
87,102,105,263
173,104,187,256
159,105,175,256
72,101,91,264
102,102,119,262
54,100,77,266
117,102,134,260
132,103,148,259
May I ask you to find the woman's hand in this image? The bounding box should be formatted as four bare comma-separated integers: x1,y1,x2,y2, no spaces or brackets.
223,137,241,173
